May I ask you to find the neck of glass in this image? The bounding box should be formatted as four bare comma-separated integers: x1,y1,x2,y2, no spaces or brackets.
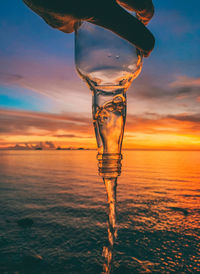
92,87,127,178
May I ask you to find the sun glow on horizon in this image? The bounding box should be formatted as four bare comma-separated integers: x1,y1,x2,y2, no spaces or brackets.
1,129,200,151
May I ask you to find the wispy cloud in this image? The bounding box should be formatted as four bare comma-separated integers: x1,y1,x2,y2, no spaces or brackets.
169,75,200,88
0,56,81,97
126,112,200,136
0,72,23,84
0,55,91,113
126,73,200,117
0,108,92,137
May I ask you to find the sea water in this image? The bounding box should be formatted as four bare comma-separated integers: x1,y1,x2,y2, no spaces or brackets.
0,150,199,273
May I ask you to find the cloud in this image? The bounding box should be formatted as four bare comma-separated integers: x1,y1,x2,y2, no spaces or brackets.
169,75,200,88
130,74,200,101
0,108,92,137
125,112,200,136
53,134,92,138
167,113,200,123
0,54,90,102
125,73,200,117
0,54,93,114
1,50,199,117
0,108,200,150
1,108,200,144
0,141,57,150
45,141,55,148
0,72,24,84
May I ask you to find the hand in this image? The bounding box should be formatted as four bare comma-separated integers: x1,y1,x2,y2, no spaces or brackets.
23,0,155,56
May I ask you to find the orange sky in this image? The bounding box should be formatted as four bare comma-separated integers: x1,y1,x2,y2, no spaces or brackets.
1,108,200,150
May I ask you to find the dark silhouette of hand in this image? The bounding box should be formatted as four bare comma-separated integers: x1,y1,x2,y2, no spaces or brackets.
23,0,155,56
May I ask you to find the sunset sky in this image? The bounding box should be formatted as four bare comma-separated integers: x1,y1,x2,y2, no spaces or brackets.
1,0,200,150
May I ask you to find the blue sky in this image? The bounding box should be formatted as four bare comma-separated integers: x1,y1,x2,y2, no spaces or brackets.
1,0,200,111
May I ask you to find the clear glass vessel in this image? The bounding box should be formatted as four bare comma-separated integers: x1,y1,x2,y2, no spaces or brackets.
75,22,142,178
75,20,143,274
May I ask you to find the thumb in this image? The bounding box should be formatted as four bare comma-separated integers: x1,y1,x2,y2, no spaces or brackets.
92,3,155,57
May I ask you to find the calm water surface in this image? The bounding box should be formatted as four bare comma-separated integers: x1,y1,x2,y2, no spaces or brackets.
0,150,199,273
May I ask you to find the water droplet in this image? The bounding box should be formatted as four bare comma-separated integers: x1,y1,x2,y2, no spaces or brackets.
128,64,136,70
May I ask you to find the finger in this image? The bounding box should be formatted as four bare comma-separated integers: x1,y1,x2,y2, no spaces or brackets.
93,3,155,57
23,0,76,32
117,0,154,25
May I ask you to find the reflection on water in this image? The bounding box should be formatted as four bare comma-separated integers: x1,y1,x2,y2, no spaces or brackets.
0,150,200,273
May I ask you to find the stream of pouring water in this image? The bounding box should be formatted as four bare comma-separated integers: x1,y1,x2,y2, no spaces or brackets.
102,177,118,274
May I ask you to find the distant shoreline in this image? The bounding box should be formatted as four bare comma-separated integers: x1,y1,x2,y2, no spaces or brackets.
1,148,200,152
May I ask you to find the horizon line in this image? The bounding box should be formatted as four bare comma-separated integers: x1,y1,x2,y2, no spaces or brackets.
1,148,200,152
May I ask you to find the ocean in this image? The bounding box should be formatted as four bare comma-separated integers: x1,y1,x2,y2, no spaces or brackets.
0,150,199,273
